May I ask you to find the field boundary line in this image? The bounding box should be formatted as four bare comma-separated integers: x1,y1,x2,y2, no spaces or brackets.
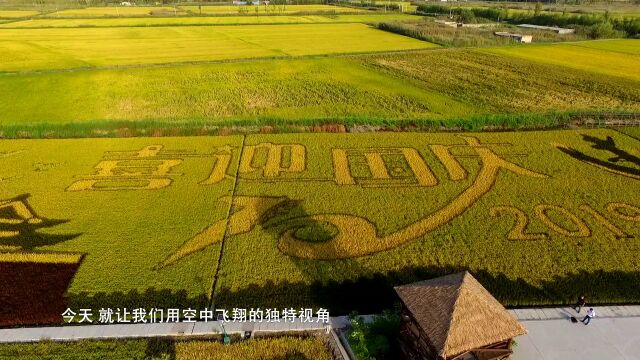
0,47,438,76
612,128,640,142
209,134,246,311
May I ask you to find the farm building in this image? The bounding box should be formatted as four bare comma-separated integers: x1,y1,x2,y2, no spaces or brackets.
517,24,575,34
494,32,532,43
395,272,527,360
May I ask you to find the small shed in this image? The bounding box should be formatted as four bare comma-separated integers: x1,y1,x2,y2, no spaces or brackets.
395,272,527,360
494,32,532,43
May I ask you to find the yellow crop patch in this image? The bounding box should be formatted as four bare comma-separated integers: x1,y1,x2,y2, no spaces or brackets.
481,40,640,81
0,252,82,264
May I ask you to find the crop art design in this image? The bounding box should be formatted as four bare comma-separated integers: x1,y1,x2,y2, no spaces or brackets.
0,194,83,326
555,134,640,180
278,136,548,259
67,144,233,191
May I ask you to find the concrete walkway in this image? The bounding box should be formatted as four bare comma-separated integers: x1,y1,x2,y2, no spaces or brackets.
508,305,640,321
514,317,640,360
0,318,331,343
510,306,640,360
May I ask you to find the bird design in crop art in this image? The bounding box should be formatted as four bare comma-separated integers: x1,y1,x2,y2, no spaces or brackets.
556,134,640,180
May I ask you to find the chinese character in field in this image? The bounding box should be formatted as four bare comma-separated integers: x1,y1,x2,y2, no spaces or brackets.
239,143,306,178
332,147,437,187
67,144,233,191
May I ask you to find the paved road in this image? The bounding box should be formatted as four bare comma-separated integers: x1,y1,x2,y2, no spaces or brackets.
510,306,640,360
514,317,640,360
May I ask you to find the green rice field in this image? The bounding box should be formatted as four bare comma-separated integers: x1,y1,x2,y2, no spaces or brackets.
1,41,637,127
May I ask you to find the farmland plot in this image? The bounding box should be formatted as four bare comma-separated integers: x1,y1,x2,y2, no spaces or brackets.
0,23,436,72
0,14,421,28
0,10,39,18
49,6,186,17
0,136,242,326
179,4,366,15
0,57,471,125
482,40,640,81
212,129,640,312
1,129,639,326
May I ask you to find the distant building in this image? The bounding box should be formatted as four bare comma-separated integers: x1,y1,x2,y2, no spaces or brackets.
494,32,533,43
395,272,527,360
517,24,575,34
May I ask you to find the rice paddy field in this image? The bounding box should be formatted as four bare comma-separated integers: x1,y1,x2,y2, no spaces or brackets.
1,129,638,325
1,41,637,127
48,6,187,17
0,0,640,331
0,136,240,325
482,40,640,82
0,23,436,72
0,10,39,18
0,336,334,359
179,4,365,15
0,13,421,28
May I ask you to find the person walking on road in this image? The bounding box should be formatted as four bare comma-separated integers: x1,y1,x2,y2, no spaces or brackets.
574,295,586,313
582,308,595,325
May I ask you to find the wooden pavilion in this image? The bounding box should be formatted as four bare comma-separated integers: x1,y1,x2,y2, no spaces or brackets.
394,271,527,360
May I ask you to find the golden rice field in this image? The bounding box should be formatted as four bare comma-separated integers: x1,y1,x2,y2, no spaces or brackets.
0,23,436,72
0,13,422,28
0,136,240,322
212,129,640,312
48,6,186,17
482,40,640,82
180,4,366,15
0,10,39,18
1,129,638,326
0,336,334,359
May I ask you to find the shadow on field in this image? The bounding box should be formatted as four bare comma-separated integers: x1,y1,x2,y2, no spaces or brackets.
557,134,640,179
271,351,313,360
215,268,640,315
67,288,208,314
0,261,83,327
0,193,82,250
145,337,176,360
